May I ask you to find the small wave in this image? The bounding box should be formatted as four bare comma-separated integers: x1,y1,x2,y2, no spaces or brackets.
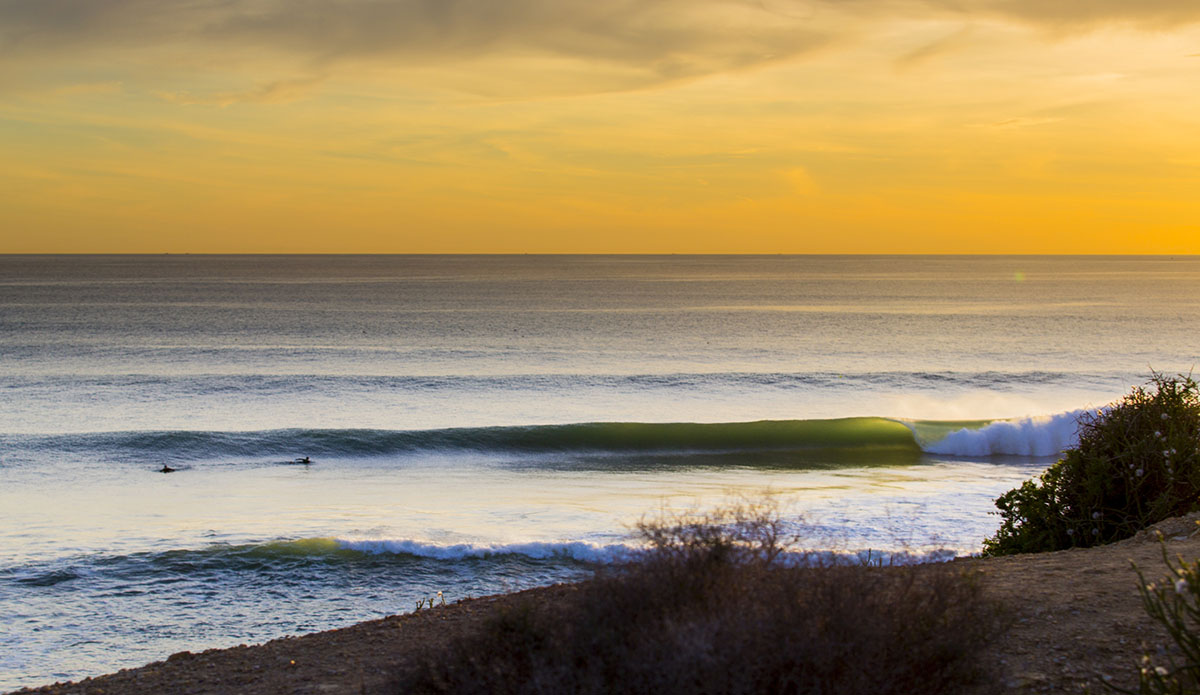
920,410,1086,457
3,539,616,586
339,539,635,563
339,540,963,567
12,569,85,587
0,369,1112,395
3,537,970,587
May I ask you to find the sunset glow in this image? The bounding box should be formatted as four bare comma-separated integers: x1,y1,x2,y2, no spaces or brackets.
2,0,1199,253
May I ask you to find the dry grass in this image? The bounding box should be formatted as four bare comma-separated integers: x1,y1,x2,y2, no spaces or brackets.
398,503,1006,695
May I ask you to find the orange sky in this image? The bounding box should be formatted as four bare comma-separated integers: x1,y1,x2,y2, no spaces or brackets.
1,0,1198,253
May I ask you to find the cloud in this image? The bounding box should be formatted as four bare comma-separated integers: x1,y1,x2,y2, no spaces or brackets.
0,0,834,86
52,81,124,96
5,1,1200,66
3,0,1197,98
912,0,1200,31
984,0,1200,31
0,0,208,53
155,75,325,107
894,25,973,69
784,166,819,195
973,116,1064,129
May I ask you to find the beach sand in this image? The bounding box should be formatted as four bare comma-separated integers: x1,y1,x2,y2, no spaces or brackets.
13,515,1200,695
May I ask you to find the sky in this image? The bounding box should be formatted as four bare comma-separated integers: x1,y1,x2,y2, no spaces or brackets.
1,0,1198,253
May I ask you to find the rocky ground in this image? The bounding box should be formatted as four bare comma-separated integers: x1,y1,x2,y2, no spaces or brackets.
14,515,1200,695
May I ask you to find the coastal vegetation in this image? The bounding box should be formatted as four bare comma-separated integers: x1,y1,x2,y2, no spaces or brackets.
400,502,1004,694
984,373,1200,557
1125,541,1200,694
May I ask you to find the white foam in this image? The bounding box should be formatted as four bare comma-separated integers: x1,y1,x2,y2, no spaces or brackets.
335,539,964,567
779,548,961,566
923,409,1089,457
336,538,636,563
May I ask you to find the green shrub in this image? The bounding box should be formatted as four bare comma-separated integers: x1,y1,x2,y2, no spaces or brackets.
1117,537,1200,694
983,373,1200,557
399,503,1005,695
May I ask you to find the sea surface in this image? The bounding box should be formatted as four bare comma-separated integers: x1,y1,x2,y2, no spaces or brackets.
2,254,1198,690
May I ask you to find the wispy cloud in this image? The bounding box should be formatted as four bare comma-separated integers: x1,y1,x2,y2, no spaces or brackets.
5,0,1199,67
974,116,1064,129
3,0,1198,98
894,25,973,70
155,75,325,107
983,0,1200,31
51,81,124,96
0,0,835,86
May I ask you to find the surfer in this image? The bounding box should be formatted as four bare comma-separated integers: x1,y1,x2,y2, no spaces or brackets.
295,456,311,464
159,464,176,473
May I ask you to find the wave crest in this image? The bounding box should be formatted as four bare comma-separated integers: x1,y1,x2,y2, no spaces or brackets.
921,410,1085,457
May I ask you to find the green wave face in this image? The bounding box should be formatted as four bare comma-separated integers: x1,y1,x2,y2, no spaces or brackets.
150,538,359,566
902,418,994,448
513,417,925,453
6,418,928,457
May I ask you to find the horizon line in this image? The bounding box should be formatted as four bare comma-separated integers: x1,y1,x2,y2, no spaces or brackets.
3,252,1199,257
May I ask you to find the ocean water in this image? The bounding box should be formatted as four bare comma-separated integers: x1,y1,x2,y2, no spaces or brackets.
1,254,1198,690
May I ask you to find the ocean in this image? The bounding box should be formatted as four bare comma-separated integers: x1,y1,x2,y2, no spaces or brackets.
1,254,1197,690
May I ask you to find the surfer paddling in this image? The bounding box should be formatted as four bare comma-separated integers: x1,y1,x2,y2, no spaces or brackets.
294,456,311,464
159,464,176,473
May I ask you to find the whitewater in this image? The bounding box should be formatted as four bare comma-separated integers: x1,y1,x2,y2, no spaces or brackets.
2,254,1198,690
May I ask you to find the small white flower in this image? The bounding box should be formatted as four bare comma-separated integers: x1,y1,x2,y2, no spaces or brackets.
1178,579,1190,594
1171,448,1177,455
1092,511,1101,520
1155,431,1162,438
1157,666,1169,676
1137,468,1145,476
1066,529,1075,536
1147,582,1158,591
1164,451,1171,458
1162,412,1169,420
1092,528,1100,535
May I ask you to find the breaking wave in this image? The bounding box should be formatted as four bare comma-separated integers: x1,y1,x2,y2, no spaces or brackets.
2,410,1088,464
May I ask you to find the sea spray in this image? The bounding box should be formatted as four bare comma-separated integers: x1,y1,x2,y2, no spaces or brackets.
922,410,1087,457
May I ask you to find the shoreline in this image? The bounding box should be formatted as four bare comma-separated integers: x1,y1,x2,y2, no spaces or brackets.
12,515,1200,695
